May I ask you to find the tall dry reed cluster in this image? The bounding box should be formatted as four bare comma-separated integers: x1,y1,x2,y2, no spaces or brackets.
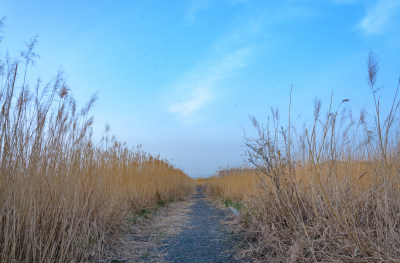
0,25,194,262
201,168,259,202
206,52,400,262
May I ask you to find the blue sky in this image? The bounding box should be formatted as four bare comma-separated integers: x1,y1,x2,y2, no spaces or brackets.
1,0,400,177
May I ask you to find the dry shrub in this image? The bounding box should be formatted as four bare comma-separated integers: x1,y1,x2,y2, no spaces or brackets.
0,29,194,262
206,52,400,262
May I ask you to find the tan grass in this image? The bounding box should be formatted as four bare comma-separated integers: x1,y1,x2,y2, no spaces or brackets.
0,34,195,262
200,169,260,202
101,198,194,263
204,52,400,262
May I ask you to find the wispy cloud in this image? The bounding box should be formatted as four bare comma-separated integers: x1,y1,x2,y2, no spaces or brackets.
357,0,400,36
168,47,253,117
169,87,212,117
185,0,209,24
171,0,320,120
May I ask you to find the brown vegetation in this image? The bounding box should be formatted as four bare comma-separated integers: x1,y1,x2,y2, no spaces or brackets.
0,28,195,262
200,168,259,202
204,52,400,262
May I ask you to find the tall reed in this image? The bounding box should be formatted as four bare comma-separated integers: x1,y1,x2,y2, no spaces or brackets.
202,168,259,202
205,52,400,262
0,25,194,262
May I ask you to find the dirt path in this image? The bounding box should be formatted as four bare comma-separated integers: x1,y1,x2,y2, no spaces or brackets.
161,186,243,262
103,186,247,262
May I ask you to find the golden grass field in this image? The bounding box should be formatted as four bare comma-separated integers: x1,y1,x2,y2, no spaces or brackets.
202,54,400,262
0,43,195,261
2,19,400,262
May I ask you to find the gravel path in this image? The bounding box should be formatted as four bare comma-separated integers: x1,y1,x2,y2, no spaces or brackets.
102,186,248,263
161,186,243,263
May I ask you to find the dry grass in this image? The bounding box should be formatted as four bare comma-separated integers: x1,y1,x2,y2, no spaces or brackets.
0,30,195,262
101,198,194,263
204,52,400,262
200,168,259,202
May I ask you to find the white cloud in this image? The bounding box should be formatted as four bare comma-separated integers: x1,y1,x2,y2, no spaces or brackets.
185,0,209,23
172,0,322,119
357,0,400,36
169,87,211,116
168,47,253,117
